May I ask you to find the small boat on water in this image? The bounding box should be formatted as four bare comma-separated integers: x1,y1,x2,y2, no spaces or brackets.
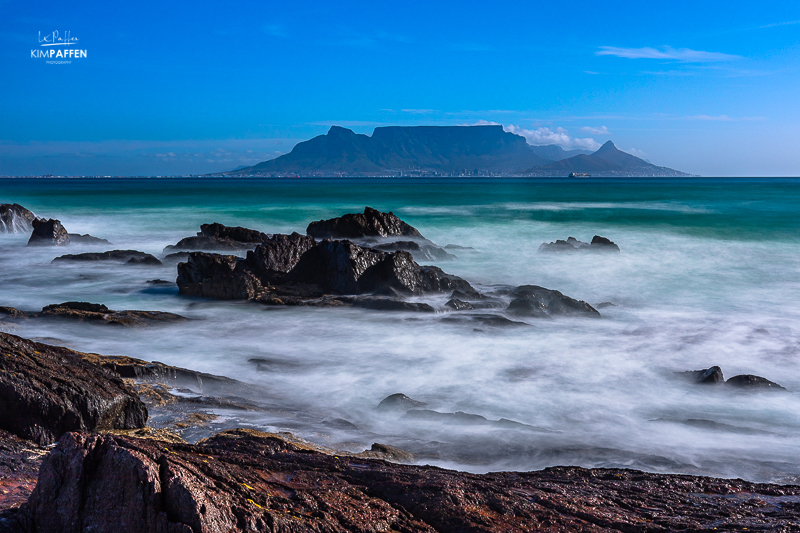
568,172,591,177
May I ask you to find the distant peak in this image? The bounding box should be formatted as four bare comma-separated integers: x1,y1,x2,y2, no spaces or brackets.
328,125,356,136
596,140,617,153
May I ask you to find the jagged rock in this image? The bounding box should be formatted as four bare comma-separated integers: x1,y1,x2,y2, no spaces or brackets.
0,333,147,445
0,430,45,512
539,235,620,253
0,302,186,327
67,234,111,245
177,252,263,300
506,285,600,318
53,250,161,265
377,393,428,411
726,374,786,391
373,241,456,261
246,232,317,281
163,223,270,254
307,207,423,239
15,430,799,532
445,298,474,311
27,218,69,246
0,204,36,234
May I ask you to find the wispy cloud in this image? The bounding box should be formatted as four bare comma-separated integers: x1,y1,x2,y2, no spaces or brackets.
504,125,601,151
759,20,800,29
401,109,437,115
685,115,765,121
580,125,609,135
596,46,741,62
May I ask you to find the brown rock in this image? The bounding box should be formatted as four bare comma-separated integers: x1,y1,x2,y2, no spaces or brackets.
27,218,69,246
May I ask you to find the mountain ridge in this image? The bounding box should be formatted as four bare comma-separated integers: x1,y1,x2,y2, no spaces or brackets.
223,126,693,177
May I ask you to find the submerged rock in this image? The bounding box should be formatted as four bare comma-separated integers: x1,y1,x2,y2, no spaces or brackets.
506,285,600,318
377,393,428,411
307,206,423,239
0,302,186,327
726,374,787,391
67,234,112,245
445,298,474,311
14,430,798,532
0,204,36,234
0,333,147,445
53,249,161,265
27,218,69,246
539,235,620,253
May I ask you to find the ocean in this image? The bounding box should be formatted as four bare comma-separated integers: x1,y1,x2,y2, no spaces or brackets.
2,177,800,482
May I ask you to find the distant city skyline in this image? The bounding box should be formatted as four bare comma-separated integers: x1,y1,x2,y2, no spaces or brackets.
1,1,799,176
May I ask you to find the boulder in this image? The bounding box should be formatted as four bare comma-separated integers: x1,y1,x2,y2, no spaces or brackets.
0,204,36,234
506,285,600,318
16,430,796,532
697,366,725,384
164,223,270,254
177,252,263,300
539,235,620,253
0,333,147,445
307,206,423,239
246,232,317,281
726,375,786,391
27,218,69,246
53,250,161,265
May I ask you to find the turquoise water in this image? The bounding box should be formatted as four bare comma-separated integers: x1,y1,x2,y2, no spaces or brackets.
2,177,800,482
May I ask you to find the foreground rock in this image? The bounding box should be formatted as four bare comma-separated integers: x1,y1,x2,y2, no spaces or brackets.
539,235,620,253
505,285,601,318
178,233,477,303
52,249,161,265
0,431,45,512
0,205,36,234
307,206,423,239
26,218,69,246
0,333,147,445
6,430,800,532
164,222,270,253
0,302,186,327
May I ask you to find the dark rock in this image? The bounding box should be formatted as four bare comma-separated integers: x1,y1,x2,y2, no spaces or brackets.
199,222,269,243
377,393,428,411
52,249,160,264
440,314,530,328
444,244,475,250
595,301,617,309
506,285,600,318
373,241,457,261
450,289,483,301
145,279,172,285
307,206,423,239
177,252,263,300
43,301,108,313
0,204,36,234
698,366,725,384
726,374,786,391
539,235,620,253
246,232,317,281
0,307,28,319
445,298,474,311
162,251,189,263
13,430,800,532
418,266,478,296
27,218,69,246
67,234,112,245
32,302,186,327
0,430,45,512
0,333,147,445
338,296,436,312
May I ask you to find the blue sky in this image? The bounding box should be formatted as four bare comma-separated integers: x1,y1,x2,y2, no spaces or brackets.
1,0,799,176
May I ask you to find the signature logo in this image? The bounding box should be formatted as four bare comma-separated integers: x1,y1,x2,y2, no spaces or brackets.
31,31,87,63
38,31,79,47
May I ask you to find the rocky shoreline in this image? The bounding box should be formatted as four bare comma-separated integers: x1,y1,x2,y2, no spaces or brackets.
2,203,799,530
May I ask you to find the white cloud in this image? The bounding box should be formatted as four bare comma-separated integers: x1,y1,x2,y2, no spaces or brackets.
580,125,609,135
627,148,649,160
503,125,601,151
596,46,741,62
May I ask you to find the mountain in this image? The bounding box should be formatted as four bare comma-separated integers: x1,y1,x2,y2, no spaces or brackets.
231,125,550,176
527,141,691,176
225,126,692,177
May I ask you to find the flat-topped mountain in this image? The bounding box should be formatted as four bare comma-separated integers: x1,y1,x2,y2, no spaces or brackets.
225,125,692,177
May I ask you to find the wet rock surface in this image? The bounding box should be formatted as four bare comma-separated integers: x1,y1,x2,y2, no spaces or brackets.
0,333,147,445
53,249,161,265
164,222,270,253
373,240,456,261
679,366,787,391
0,302,186,327
377,393,429,411
506,285,601,318
26,218,69,246
307,206,424,239
0,431,45,512
5,430,800,533
0,205,36,234
539,235,620,253
726,374,787,391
